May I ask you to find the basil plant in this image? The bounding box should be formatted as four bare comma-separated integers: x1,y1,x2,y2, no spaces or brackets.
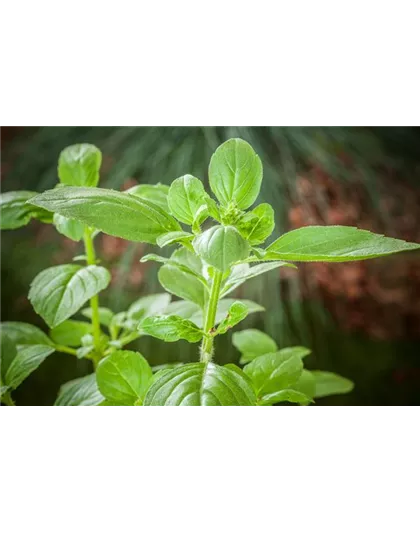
1,140,419,406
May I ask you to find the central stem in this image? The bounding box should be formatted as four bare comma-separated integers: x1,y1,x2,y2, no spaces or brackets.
83,227,102,366
200,270,223,363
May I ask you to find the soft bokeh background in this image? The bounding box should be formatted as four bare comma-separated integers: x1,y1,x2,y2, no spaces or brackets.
2,126,420,405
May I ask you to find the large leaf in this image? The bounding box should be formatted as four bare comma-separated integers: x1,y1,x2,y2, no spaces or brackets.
232,329,277,364
55,373,104,406
209,138,263,209
53,213,85,241
140,315,203,342
158,263,207,308
4,345,55,390
29,264,111,328
49,320,93,347
28,187,181,244
127,293,171,320
244,351,303,397
96,350,153,405
221,261,294,296
312,371,354,398
237,203,275,245
144,362,257,406
0,191,52,229
0,322,53,347
267,226,420,262
193,225,250,272
125,183,169,210
167,175,209,225
58,144,102,187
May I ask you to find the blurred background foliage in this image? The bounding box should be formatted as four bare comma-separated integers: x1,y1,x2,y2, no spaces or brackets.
1,126,420,405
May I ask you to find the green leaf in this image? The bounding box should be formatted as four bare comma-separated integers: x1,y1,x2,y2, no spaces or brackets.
167,175,209,225
312,371,354,398
76,345,94,359
216,302,249,335
278,346,311,360
125,183,169,210
0,333,17,383
55,373,104,406
156,231,194,248
192,204,210,233
140,315,203,343
49,320,93,347
127,293,171,320
96,350,153,405
193,225,250,272
237,203,275,245
209,138,263,210
158,263,207,308
81,307,114,327
244,351,303,396
28,264,111,328
53,213,85,241
0,321,53,347
161,301,201,321
260,389,312,406
5,345,55,390
294,370,316,398
0,191,52,230
58,144,102,187
28,187,181,244
266,226,420,262
221,261,295,296
144,362,257,406
140,253,169,264
232,329,278,364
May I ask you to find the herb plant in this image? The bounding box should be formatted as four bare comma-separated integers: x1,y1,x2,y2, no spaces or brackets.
1,139,419,406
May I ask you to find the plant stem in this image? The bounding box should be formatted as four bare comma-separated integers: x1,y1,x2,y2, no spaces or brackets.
200,270,223,363
2,390,15,406
83,227,102,365
54,344,78,356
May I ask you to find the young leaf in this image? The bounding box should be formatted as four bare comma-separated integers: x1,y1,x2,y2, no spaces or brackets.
81,307,114,327
158,263,207,308
312,371,354,398
55,373,104,406
193,225,250,272
0,191,52,230
244,351,303,396
260,389,312,406
232,329,278,364
266,226,420,262
221,261,295,296
156,231,194,248
140,315,203,343
140,253,169,265
192,204,210,233
125,183,169,210
143,362,257,406
96,350,153,405
167,175,210,225
209,138,263,209
237,203,275,245
0,321,53,347
49,320,93,347
53,213,85,241
28,264,111,328
58,144,102,187
127,293,171,320
278,346,311,360
216,302,249,335
28,187,181,244
4,345,55,390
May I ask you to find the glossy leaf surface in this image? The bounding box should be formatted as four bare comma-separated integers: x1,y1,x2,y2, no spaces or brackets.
5,345,55,390
140,315,203,342
125,183,169,210
216,301,249,334
312,371,354,398
55,373,104,406
58,144,102,187
238,203,275,245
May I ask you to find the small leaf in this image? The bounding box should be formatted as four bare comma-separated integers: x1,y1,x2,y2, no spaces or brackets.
193,225,250,272
140,253,169,264
29,187,181,244
96,350,153,405
140,315,203,343
222,261,295,296
167,175,209,225
29,264,111,328
0,191,51,230
158,263,207,308
5,345,55,390
192,204,210,233
156,231,194,248
144,362,257,406
209,138,263,209
127,293,171,320
58,144,102,187
125,183,169,210
49,320,93,347
216,302,249,334
278,346,311,360
205,197,221,221
232,329,278,364
237,203,275,245
76,346,94,359
55,373,104,406
53,213,85,241
81,307,114,327
267,226,420,262
312,371,354,398
260,389,312,406
244,351,303,396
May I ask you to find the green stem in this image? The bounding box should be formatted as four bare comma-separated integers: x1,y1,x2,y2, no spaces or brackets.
54,344,78,356
200,270,223,363
83,228,102,366
2,390,15,406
